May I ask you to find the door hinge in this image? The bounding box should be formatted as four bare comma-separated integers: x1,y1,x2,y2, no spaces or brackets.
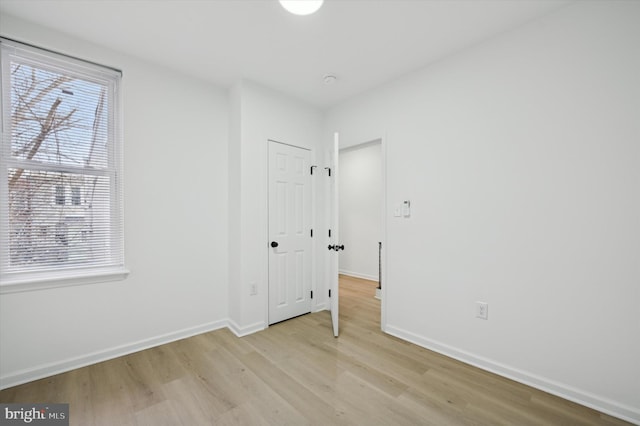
310,165,317,175
329,289,332,297
311,290,313,299
310,229,313,238
328,229,331,238
325,167,331,177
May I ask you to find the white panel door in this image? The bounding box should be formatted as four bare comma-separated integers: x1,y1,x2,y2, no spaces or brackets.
268,141,312,325
328,133,341,337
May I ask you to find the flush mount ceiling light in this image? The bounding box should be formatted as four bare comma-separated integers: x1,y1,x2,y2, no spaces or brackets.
279,0,324,16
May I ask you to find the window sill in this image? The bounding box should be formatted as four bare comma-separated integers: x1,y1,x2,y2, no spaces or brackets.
0,268,130,294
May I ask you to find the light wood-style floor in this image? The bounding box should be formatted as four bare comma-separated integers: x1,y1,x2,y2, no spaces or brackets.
0,275,631,425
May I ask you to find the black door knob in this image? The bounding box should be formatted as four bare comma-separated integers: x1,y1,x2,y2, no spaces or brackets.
328,244,335,251
271,241,279,248
337,244,345,251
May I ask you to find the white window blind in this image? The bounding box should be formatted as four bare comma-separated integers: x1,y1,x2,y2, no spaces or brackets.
0,39,126,292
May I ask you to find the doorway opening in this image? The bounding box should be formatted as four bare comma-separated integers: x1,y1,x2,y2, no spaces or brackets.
338,139,384,323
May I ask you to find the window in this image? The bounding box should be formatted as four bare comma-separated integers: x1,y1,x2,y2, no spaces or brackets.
0,38,127,292
55,184,66,205
71,186,81,206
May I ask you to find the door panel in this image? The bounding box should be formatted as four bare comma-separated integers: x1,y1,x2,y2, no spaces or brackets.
294,184,304,233
268,141,312,324
329,133,340,337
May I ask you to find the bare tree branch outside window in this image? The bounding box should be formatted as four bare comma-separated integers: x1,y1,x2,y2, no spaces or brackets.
6,60,110,269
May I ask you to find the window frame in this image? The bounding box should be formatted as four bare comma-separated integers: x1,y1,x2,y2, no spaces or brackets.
0,38,128,294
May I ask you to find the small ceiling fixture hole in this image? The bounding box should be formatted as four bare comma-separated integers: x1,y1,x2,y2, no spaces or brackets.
323,74,337,85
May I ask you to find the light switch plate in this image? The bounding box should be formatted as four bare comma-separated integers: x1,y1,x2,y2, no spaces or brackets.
402,200,411,217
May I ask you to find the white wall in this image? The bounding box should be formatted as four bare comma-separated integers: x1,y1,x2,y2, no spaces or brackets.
326,1,640,423
339,141,382,281
0,15,229,388
228,80,324,334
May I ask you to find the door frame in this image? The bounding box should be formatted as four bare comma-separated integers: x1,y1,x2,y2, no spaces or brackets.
380,134,388,332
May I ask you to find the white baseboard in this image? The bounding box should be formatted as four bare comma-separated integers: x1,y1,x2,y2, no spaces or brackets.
227,319,266,337
375,288,381,300
339,270,378,282
0,320,228,390
385,325,640,425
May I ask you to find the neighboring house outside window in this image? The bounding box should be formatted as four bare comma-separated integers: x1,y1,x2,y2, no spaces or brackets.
0,38,127,293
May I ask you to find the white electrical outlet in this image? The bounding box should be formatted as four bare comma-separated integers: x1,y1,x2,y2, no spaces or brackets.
250,282,257,296
476,302,488,320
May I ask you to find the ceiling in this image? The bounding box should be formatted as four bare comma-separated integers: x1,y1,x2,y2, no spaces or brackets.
0,0,571,109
